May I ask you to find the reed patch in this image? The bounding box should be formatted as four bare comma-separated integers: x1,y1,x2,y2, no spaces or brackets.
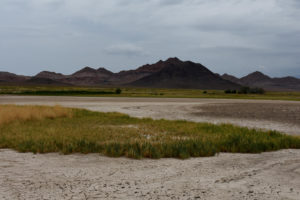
0,105,72,125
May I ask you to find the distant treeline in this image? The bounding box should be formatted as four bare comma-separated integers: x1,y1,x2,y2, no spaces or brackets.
225,86,265,94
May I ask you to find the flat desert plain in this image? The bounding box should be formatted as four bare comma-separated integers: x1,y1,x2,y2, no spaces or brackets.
0,96,299,200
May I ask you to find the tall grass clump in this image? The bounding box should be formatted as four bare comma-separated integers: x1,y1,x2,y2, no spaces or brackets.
0,105,299,159
0,105,72,125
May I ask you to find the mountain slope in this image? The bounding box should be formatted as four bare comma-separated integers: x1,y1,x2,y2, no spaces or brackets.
130,58,240,89
64,66,114,85
30,67,115,86
0,72,29,83
35,71,66,80
26,77,71,86
240,71,272,86
107,60,166,85
221,73,243,85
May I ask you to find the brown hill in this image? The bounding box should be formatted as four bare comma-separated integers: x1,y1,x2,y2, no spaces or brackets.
64,66,114,86
0,72,29,83
71,67,113,77
26,77,71,86
30,67,115,86
130,58,240,89
221,73,243,85
35,71,66,80
271,77,300,91
222,71,300,91
107,60,166,85
240,71,272,86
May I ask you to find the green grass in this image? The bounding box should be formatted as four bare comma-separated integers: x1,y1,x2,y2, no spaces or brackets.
0,105,299,159
1,85,300,101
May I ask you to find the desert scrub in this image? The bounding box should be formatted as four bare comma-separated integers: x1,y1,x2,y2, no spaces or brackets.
0,105,299,159
0,105,72,125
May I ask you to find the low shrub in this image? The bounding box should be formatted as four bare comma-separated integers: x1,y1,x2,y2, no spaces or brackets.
224,89,237,94
115,88,122,94
238,86,265,94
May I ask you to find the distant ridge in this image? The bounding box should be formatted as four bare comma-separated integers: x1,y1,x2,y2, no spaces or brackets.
0,72,29,83
240,71,271,86
1,58,300,91
221,73,243,85
222,71,300,91
35,71,66,80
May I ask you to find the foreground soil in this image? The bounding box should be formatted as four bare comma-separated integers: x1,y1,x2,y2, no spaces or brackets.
0,149,299,200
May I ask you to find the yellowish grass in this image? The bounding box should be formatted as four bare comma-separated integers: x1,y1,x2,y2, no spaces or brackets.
0,104,72,125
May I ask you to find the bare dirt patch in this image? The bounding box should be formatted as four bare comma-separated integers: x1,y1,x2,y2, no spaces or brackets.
0,149,299,200
193,102,300,126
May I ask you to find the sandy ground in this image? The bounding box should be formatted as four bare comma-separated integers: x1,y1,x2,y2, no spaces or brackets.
0,96,300,200
0,149,299,200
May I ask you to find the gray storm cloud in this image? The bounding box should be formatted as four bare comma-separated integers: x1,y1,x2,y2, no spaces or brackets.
0,0,299,77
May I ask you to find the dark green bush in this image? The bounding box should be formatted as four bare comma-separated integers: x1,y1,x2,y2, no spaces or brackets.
238,86,265,94
115,88,122,94
224,89,237,94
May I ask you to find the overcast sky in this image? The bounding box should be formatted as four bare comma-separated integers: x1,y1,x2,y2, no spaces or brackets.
0,0,300,77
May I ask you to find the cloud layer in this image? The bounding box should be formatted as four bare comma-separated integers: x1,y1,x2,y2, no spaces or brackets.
0,0,299,77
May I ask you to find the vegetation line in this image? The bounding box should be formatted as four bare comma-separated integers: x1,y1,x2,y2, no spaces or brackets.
1,86,300,101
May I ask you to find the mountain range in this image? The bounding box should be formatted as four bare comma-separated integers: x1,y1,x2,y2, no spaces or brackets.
1,57,299,91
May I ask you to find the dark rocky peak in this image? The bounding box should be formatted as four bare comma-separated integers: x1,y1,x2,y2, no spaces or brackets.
97,67,114,75
222,73,231,77
73,66,97,74
239,71,272,86
222,73,240,80
135,62,165,73
35,71,65,79
246,71,270,79
165,57,182,64
71,66,98,77
162,58,210,73
221,73,242,85
157,60,164,64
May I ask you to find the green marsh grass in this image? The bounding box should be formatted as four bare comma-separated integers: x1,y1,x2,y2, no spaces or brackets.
0,105,299,159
